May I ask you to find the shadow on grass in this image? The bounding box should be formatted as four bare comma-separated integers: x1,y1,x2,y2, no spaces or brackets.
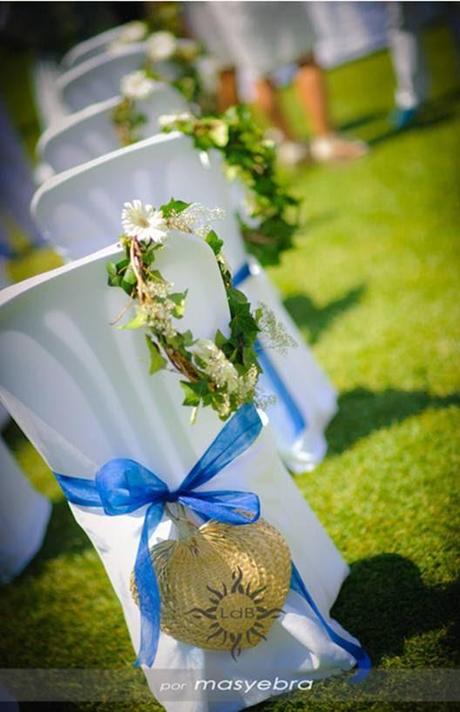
332,553,460,665
367,106,456,148
327,387,460,456
340,87,460,149
338,111,387,133
283,285,365,344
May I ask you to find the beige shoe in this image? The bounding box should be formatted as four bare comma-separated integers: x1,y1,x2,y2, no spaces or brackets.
310,134,368,163
265,129,309,167
277,140,309,167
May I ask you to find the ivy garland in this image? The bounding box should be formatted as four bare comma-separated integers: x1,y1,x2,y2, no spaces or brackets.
144,41,205,104
112,102,301,265
161,106,301,266
107,198,262,421
112,33,207,146
112,95,149,147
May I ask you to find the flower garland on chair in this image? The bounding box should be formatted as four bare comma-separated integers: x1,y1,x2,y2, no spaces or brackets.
160,106,301,266
107,198,262,421
112,98,301,265
111,31,208,145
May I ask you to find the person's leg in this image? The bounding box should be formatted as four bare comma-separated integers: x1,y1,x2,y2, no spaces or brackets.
387,1,429,127
294,54,368,162
217,67,239,112
254,76,296,140
294,54,332,136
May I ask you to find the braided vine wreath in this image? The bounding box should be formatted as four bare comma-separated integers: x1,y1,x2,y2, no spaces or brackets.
107,198,263,421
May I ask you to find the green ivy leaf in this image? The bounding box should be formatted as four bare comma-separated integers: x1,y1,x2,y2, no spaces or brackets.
106,261,118,277
180,380,209,406
145,336,167,374
161,198,191,218
169,291,187,318
182,330,194,347
119,310,147,330
205,230,224,256
122,267,137,286
214,329,227,349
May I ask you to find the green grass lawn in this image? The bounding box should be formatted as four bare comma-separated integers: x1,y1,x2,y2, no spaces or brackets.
1,25,459,711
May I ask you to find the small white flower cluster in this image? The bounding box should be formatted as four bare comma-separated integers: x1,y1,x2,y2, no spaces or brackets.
147,31,177,62
121,200,168,243
254,388,277,411
172,203,225,238
238,364,259,399
110,21,148,50
120,70,156,101
145,277,174,300
142,279,177,339
257,303,297,355
158,111,194,128
193,340,259,417
193,339,240,392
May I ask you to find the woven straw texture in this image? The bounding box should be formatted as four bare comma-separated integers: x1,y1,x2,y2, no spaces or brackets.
131,517,292,658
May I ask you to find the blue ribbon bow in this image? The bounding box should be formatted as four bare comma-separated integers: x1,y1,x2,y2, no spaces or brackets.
233,263,307,438
55,403,370,679
56,404,262,668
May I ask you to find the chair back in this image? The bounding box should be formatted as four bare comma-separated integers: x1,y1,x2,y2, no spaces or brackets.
0,235,229,485
58,45,147,112
38,85,188,173
32,133,247,269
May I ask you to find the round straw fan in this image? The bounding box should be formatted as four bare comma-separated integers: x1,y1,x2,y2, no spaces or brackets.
131,514,292,658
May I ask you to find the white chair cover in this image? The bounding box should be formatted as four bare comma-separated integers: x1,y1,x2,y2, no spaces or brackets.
0,235,358,710
0,438,51,584
32,133,336,471
33,133,247,270
38,86,189,174
57,45,147,113
61,23,142,70
0,258,51,582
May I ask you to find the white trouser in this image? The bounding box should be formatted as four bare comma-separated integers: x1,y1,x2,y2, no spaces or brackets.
387,2,429,110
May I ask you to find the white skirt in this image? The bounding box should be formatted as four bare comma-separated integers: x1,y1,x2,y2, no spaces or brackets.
186,1,316,75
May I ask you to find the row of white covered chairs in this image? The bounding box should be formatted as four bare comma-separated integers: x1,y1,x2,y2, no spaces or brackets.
61,21,147,70
34,39,337,472
38,84,188,173
0,25,362,710
34,130,336,472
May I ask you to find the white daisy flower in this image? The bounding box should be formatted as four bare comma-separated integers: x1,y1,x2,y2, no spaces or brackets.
121,200,168,243
147,31,176,62
120,70,156,100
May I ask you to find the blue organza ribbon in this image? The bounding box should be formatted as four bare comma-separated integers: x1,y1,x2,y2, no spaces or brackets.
55,403,370,679
233,263,306,438
56,404,262,668
291,563,371,682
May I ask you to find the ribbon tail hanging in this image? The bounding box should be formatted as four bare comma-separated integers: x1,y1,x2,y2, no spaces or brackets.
133,503,165,667
290,563,371,682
